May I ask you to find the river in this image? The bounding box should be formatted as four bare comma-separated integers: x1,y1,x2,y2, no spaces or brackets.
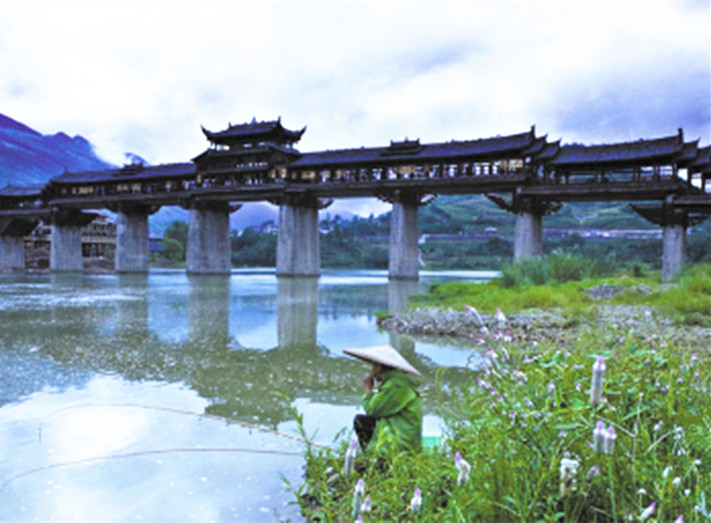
0,268,496,521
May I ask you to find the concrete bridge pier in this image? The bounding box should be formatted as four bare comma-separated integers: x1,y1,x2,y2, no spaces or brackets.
389,191,425,280
513,196,544,261
51,210,95,272
0,236,25,271
662,203,687,282
0,218,36,271
115,204,158,273
276,197,327,277
186,201,234,275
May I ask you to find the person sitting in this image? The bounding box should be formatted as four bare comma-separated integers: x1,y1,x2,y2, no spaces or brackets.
344,345,422,453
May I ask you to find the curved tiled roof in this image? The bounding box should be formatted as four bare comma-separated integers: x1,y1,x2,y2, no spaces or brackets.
201,118,305,144
549,135,684,166
49,162,196,184
0,184,44,197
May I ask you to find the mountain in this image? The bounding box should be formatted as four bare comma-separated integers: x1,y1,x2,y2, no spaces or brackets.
0,114,114,187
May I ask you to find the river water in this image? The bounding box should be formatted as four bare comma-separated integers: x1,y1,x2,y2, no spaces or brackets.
0,269,495,521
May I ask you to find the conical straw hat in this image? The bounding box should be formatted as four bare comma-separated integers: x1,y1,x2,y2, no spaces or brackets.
344,345,422,376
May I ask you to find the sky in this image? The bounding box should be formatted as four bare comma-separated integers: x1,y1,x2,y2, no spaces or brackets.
1,0,709,215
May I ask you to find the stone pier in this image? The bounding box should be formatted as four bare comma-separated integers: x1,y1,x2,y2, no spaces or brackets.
0,218,36,271
0,235,25,271
662,221,686,282
186,201,232,274
389,195,421,280
276,200,321,277
115,204,155,273
514,210,543,260
50,210,95,272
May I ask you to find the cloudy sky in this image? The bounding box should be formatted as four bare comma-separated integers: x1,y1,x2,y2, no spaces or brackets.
1,0,709,170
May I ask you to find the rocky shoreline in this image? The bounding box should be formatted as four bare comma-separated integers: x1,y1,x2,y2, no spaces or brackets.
378,303,711,348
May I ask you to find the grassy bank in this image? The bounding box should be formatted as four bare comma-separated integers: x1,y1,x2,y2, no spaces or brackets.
291,260,711,521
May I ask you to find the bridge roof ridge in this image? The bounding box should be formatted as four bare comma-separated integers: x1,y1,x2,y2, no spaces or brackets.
49,161,196,184
201,117,305,144
550,132,684,165
0,183,44,196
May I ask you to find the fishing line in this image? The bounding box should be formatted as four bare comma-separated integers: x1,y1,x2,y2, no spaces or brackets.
0,447,304,495
37,402,332,449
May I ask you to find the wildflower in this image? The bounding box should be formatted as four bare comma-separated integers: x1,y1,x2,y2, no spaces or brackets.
559,430,567,438
673,477,681,487
593,421,606,453
586,465,600,481
590,355,605,406
524,398,534,408
637,488,647,495
548,381,556,397
690,352,698,367
353,478,365,517
674,516,684,523
360,496,371,513
603,425,616,455
645,307,652,322
663,466,673,479
465,304,485,327
639,501,657,521
495,307,506,327
454,451,471,486
344,438,357,477
653,420,663,432
410,487,422,514
355,515,363,522
559,457,580,496
684,489,691,496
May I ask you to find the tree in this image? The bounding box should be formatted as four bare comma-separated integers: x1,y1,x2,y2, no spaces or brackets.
164,220,188,260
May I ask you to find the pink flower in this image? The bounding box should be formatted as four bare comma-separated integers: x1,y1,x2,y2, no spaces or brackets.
454,451,471,486
410,487,422,513
640,501,657,521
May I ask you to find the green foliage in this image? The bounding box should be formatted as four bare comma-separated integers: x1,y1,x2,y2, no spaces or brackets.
164,220,188,260
161,237,184,263
499,254,610,288
294,329,711,521
231,228,277,267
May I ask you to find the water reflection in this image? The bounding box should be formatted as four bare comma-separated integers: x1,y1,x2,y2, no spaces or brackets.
188,275,231,349
277,277,318,349
387,278,419,357
0,269,492,521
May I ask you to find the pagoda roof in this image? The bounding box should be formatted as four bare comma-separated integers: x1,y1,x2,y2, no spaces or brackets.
0,184,44,197
191,143,301,163
549,133,684,166
49,162,196,184
689,145,711,172
291,128,537,169
201,118,305,144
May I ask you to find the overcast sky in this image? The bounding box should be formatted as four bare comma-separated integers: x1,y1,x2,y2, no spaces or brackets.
1,0,709,170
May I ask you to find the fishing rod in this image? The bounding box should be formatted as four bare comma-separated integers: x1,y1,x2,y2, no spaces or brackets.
37,402,333,450
0,446,304,495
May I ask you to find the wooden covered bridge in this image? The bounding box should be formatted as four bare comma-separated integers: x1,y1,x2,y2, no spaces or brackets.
0,118,709,280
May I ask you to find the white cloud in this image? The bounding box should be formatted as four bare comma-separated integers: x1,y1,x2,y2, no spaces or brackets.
0,0,708,166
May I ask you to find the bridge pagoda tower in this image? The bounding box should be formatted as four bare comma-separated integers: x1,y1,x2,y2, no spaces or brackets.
193,118,305,274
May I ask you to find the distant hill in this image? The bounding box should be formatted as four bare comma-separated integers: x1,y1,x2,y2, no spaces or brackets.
0,113,114,187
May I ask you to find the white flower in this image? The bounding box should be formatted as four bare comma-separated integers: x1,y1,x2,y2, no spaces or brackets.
590,355,606,406
559,457,580,496
344,438,357,477
360,496,371,513
495,307,506,326
454,451,471,486
353,478,365,517
674,515,684,523
586,465,600,481
639,501,657,521
663,466,673,479
673,476,682,487
593,420,606,453
410,487,422,514
603,425,616,455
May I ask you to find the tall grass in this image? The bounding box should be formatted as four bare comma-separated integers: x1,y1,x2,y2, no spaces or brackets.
292,327,710,521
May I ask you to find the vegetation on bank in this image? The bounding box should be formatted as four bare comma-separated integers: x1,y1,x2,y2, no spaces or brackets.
291,259,711,521
411,258,711,328
293,329,710,521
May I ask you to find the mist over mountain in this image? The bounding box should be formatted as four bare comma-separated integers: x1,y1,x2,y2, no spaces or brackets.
0,114,114,187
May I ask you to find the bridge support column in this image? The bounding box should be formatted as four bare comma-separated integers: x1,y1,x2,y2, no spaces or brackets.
662,204,687,282
389,199,420,280
0,235,25,271
115,204,155,273
513,196,544,261
277,200,321,277
186,202,233,275
50,210,95,272
514,211,543,260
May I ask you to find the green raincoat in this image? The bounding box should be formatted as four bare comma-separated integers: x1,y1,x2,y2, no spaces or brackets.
361,369,422,453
